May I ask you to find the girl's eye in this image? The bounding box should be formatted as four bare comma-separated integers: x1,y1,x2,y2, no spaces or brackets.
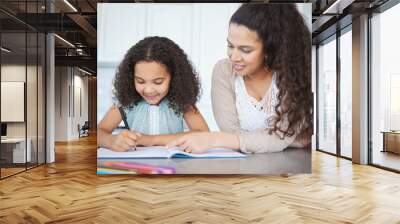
228,45,233,49
154,79,164,85
242,49,251,54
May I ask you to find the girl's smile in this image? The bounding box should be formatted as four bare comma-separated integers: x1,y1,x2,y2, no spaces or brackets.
134,61,171,105
143,94,160,102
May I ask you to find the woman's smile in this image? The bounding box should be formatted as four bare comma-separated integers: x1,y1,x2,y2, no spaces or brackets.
233,63,246,72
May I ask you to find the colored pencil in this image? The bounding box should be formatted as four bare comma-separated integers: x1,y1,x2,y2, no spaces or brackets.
99,161,175,174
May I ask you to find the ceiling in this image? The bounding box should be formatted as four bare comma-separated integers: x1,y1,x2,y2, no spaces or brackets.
0,0,392,76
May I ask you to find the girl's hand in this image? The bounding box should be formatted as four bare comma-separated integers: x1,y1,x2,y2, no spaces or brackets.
167,132,215,154
110,130,142,152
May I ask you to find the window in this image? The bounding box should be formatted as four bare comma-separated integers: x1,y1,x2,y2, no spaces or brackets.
317,36,337,154
370,2,400,171
339,28,352,158
0,1,47,179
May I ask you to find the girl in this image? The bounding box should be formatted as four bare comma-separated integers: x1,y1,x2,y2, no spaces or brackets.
98,36,209,152
169,4,313,154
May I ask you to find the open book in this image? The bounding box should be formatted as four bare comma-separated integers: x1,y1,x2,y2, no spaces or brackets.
97,146,246,159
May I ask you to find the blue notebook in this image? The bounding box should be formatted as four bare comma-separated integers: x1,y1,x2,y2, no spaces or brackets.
97,146,246,159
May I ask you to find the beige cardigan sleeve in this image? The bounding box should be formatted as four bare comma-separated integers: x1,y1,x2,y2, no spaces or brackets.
211,59,296,153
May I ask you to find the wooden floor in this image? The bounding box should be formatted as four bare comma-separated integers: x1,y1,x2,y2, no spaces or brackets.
373,151,400,171
1,167,26,178
0,135,400,223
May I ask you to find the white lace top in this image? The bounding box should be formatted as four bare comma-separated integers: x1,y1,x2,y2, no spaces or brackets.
212,59,302,153
235,73,278,132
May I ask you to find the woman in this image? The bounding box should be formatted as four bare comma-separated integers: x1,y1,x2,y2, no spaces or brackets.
169,4,313,154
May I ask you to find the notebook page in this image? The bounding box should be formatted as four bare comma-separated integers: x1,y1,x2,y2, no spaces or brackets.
98,147,246,159
97,147,171,158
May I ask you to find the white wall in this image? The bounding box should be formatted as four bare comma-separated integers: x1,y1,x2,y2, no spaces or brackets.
1,65,39,137
1,64,45,163
98,3,311,131
55,67,68,141
312,45,316,150
72,73,89,138
1,65,26,139
98,3,241,131
54,67,89,141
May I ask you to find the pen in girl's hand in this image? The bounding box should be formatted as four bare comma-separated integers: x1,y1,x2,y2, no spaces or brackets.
115,129,139,151
133,132,142,151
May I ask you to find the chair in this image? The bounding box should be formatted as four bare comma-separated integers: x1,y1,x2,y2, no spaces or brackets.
79,121,90,138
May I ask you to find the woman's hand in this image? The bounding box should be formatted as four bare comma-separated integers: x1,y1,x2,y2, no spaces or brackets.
289,134,311,148
110,130,141,152
167,132,216,154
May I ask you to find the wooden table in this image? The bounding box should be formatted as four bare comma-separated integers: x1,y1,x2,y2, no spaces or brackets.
97,147,311,174
381,131,400,154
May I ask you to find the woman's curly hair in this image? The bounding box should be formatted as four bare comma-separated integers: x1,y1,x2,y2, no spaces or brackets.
113,36,201,115
230,4,313,139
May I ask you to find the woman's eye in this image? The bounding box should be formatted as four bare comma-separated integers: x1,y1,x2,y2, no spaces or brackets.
154,82,163,85
228,45,233,48
242,49,251,54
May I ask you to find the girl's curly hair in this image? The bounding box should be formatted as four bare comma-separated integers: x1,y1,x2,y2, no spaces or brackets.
113,36,201,115
230,4,313,139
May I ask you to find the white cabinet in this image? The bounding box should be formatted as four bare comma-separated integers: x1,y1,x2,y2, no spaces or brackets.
1,138,32,163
